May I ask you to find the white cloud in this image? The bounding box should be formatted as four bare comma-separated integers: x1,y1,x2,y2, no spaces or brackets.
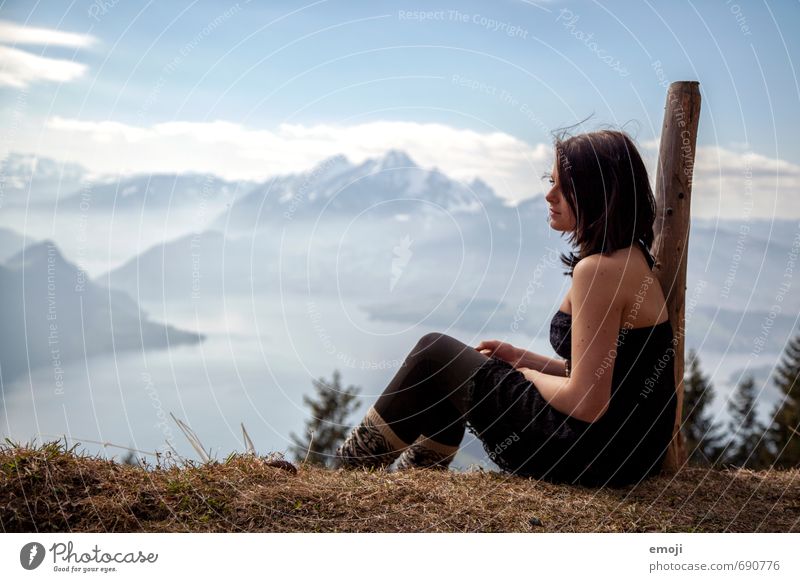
28,117,548,201
0,20,95,88
0,46,88,88
689,146,800,219
11,115,800,219
47,117,149,142
0,20,96,48
639,141,800,220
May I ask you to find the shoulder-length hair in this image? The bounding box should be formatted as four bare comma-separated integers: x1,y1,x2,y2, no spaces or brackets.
553,129,656,277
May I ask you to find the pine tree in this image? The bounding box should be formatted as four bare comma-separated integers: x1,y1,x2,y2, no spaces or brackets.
721,374,769,469
289,369,361,468
682,349,724,466
765,332,800,469
120,449,140,467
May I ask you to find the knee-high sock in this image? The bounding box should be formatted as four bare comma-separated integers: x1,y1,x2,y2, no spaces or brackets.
373,333,488,448
335,405,410,469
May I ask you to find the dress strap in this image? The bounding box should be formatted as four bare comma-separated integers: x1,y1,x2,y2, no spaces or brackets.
637,239,655,270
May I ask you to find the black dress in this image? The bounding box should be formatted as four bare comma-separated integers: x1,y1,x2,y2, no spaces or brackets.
465,309,677,487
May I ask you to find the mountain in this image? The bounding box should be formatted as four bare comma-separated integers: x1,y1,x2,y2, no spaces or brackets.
217,149,511,232
692,216,800,248
0,152,90,206
0,151,254,212
97,229,282,301
99,150,550,301
681,222,799,311
96,146,800,355
0,240,204,385
54,172,255,212
0,227,36,264
41,146,799,357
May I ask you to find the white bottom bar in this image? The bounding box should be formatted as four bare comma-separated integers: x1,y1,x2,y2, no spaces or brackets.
2,533,798,581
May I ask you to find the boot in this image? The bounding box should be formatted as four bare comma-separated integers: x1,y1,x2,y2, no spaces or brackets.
335,405,409,470
394,435,458,471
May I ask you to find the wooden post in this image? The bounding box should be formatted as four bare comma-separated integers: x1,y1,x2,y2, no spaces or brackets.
651,81,701,473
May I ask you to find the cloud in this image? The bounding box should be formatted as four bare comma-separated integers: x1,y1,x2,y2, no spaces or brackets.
47,117,150,142
0,20,95,88
0,46,89,88
12,115,800,219
0,20,97,48
639,141,800,220
691,146,800,219
31,116,549,199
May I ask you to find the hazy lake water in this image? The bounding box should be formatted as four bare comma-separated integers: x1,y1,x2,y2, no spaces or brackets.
2,289,785,467
1,293,538,465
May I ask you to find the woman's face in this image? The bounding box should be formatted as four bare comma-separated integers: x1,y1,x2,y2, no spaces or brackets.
545,159,577,232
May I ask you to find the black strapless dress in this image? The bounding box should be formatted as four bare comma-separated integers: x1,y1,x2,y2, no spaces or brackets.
464,310,677,487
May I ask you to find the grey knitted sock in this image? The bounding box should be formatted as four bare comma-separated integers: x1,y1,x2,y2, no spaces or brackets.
394,435,458,471
335,405,410,470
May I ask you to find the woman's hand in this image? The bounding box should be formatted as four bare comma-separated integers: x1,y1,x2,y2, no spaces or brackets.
474,339,522,366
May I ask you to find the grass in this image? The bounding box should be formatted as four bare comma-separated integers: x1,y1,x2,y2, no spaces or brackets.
2,438,799,532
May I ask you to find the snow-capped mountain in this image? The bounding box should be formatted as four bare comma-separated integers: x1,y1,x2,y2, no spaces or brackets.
54,172,255,211
0,152,90,205
217,149,513,232
1,152,256,214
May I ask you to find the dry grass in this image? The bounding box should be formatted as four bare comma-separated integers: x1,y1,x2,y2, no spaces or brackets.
2,439,799,532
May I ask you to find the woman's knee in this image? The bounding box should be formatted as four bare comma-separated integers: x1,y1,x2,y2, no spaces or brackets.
412,332,480,377
416,331,446,349
413,332,463,358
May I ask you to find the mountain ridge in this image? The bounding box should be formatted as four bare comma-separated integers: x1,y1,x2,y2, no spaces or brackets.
0,238,204,386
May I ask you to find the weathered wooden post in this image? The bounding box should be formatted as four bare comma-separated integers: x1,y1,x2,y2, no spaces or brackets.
651,81,701,473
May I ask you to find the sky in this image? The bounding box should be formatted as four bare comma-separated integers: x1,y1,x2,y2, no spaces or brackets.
1,0,799,218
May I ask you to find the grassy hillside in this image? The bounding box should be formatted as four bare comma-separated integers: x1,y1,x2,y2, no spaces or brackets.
2,440,798,532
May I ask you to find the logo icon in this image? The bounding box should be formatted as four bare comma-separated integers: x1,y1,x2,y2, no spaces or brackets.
390,234,413,292
20,542,46,570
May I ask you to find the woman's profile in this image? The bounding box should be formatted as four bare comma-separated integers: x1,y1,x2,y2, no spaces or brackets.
335,129,678,487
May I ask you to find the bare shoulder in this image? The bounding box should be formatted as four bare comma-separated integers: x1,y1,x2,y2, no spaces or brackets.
571,253,625,304
576,247,650,277
566,247,664,323
573,252,626,284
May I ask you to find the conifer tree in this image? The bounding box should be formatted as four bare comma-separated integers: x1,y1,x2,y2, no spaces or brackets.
289,369,361,467
682,349,724,466
766,332,800,468
721,374,769,469
121,449,140,467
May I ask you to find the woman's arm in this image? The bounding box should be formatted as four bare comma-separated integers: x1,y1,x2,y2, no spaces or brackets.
517,255,623,423
516,349,567,376
474,340,566,375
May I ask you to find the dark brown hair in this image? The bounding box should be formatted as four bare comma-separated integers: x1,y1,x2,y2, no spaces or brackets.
553,129,656,277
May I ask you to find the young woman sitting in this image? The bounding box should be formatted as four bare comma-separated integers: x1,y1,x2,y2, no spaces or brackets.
335,129,677,487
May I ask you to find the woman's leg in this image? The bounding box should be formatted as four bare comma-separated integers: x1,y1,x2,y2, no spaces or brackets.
335,332,490,470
